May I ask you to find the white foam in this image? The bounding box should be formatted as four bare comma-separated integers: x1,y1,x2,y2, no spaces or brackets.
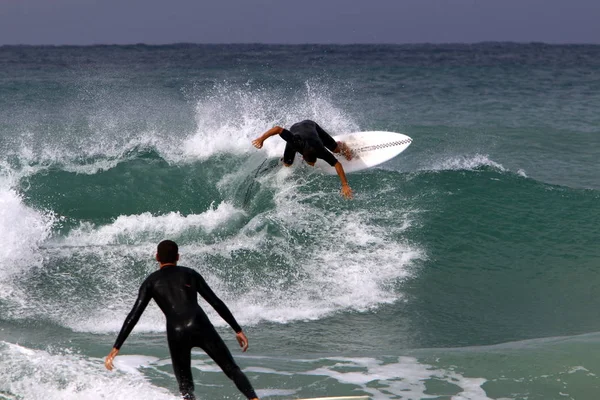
256,388,298,397
173,354,494,400
243,367,293,376
4,81,360,174
113,355,161,374
204,170,425,327
568,366,590,374
179,82,359,161
62,202,244,246
0,164,54,312
0,342,178,400
426,154,506,172
60,158,131,175
58,237,265,334
517,168,528,177
301,356,492,400
7,128,166,175
0,186,55,282
2,165,423,336
65,199,423,333
52,153,424,331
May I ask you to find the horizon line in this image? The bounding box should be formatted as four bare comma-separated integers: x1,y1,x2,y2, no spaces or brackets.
1,40,600,48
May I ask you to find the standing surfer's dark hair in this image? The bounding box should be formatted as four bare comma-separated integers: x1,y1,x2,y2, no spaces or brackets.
157,240,178,263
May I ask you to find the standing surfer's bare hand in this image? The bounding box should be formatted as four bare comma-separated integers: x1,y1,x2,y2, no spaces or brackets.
236,331,249,352
251,138,264,149
105,348,119,371
341,184,353,199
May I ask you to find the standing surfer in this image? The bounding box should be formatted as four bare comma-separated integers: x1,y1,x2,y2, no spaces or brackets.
252,120,354,199
105,240,259,400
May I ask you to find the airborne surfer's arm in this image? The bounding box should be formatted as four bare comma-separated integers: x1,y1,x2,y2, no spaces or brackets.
334,162,353,199
252,126,285,149
105,278,153,371
316,148,353,199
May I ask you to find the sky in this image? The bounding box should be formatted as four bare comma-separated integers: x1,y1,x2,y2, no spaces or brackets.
1,0,599,45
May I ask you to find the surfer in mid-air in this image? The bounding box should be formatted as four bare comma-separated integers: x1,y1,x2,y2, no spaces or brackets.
105,240,259,400
252,120,354,199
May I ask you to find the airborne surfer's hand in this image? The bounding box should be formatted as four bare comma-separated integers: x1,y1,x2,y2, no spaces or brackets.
333,162,352,199
252,138,264,149
341,184,353,199
253,126,285,150
105,347,119,371
236,331,249,352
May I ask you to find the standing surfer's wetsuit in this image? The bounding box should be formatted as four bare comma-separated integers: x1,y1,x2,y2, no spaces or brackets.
280,120,339,166
113,265,257,400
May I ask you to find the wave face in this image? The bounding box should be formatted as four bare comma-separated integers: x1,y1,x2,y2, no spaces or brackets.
1,43,599,399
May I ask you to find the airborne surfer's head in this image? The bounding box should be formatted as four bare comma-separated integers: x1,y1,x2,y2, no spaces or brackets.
301,137,320,166
302,147,317,165
157,240,179,264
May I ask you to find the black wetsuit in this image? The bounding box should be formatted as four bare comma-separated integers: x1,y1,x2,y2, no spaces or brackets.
113,265,257,400
280,120,339,167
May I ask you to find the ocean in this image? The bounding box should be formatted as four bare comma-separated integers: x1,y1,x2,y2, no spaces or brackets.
0,43,599,400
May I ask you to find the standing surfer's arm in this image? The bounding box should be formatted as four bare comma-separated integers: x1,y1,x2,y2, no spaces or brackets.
105,280,152,371
194,272,250,351
194,272,242,333
252,126,285,149
334,162,353,199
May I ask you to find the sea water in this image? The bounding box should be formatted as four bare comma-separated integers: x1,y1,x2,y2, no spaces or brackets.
0,43,599,399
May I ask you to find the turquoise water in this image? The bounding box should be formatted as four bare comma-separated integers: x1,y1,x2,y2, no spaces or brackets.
0,44,599,399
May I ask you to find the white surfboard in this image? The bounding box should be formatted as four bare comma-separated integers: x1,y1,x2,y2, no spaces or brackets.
313,131,412,174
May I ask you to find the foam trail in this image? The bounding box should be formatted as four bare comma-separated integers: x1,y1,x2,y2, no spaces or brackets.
302,357,491,400
0,342,178,400
60,202,244,246
45,193,421,333
207,168,425,327
185,354,492,400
